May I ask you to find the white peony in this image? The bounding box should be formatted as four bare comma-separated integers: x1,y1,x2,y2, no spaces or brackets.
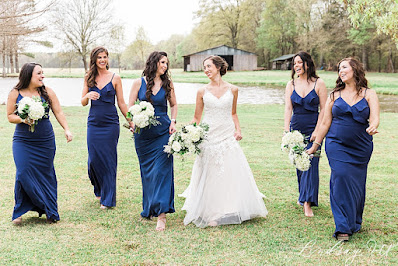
17,97,35,114
295,152,311,171
171,141,181,152
128,105,142,116
142,107,155,117
133,114,149,128
28,101,45,120
163,145,172,153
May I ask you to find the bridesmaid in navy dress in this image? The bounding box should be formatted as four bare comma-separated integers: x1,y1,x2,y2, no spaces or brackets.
7,63,73,225
81,47,131,209
284,52,327,217
308,58,379,241
129,51,177,231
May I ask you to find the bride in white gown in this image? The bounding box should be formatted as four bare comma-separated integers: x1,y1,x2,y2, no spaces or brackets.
180,55,268,228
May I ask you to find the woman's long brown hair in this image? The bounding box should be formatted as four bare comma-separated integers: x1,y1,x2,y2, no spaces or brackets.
331,57,368,100
14,62,52,108
86,46,109,88
142,51,172,103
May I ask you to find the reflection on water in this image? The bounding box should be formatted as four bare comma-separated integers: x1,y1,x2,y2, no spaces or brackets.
1,77,397,112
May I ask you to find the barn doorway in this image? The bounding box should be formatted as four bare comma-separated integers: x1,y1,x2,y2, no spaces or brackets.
218,55,233,70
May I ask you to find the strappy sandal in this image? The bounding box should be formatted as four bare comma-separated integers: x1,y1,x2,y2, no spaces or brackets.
336,233,349,241
156,215,166,231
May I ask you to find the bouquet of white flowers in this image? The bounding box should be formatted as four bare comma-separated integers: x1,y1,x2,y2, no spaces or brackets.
164,123,209,157
126,100,161,133
281,130,320,171
16,96,48,132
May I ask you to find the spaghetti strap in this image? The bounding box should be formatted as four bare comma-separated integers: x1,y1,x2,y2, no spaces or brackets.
292,79,296,91
364,87,368,97
313,78,318,89
110,73,115,82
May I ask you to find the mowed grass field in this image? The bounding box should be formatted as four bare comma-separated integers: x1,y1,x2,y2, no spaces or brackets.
0,104,397,264
40,68,398,95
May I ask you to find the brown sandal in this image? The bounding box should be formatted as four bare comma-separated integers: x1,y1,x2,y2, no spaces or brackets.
156,215,166,231
336,233,349,241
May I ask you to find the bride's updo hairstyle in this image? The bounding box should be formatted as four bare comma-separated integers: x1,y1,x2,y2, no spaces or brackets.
203,55,229,76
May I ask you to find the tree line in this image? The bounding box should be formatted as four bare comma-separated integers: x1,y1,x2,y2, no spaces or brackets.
1,0,398,74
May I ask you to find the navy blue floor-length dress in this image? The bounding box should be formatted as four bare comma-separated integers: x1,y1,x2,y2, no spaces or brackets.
325,92,373,237
290,81,320,206
12,94,59,221
134,77,174,218
87,74,119,207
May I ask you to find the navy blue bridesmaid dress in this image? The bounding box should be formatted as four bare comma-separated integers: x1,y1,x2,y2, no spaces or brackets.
290,80,320,206
12,94,59,221
325,90,373,237
134,77,175,218
87,74,119,207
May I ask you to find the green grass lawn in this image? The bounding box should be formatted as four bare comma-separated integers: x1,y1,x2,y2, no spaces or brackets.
41,68,398,95
0,105,397,264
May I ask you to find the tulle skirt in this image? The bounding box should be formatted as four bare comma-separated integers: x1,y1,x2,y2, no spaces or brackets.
180,136,268,228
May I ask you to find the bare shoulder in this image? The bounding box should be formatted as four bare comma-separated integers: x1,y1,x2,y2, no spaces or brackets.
229,83,239,93
132,78,142,88
316,78,326,87
113,73,122,82
8,88,19,99
365,88,377,98
197,86,206,96
45,86,56,96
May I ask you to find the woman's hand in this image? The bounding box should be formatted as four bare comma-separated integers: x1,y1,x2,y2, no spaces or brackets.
310,131,317,142
306,146,317,155
234,130,242,141
169,121,177,134
22,117,33,126
85,91,100,101
128,121,135,132
366,125,379,135
64,130,73,142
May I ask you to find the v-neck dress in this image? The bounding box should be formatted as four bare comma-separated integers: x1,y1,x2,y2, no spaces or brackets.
325,93,373,238
12,94,59,221
134,77,175,218
87,74,119,207
290,80,320,206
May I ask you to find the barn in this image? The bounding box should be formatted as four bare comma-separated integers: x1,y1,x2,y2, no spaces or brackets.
183,45,257,72
271,54,295,70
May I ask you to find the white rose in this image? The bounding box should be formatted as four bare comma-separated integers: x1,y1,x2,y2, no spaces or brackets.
133,114,149,128
129,105,142,116
28,101,45,120
17,97,35,114
163,145,172,154
171,141,181,152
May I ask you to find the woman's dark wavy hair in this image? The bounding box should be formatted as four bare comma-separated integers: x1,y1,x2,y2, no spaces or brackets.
291,51,319,84
14,62,52,108
203,55,228,76
331,57,368,101
142,51,172,102
86,46,109,88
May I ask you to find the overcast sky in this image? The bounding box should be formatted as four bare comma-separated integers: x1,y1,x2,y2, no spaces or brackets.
113,0,200,44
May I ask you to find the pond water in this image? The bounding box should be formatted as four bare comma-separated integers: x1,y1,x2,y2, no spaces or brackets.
1,77,397,112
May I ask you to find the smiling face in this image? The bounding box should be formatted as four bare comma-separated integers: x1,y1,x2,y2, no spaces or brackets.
203,59,219,79
294,56,306,76
30,65,45,87
157,56,168,75
338,60,354,83
95,52,109,70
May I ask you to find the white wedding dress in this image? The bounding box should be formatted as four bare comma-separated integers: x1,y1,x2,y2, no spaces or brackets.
180,87,268,228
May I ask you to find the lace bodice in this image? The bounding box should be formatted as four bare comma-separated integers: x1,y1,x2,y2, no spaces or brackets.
202,88,235,144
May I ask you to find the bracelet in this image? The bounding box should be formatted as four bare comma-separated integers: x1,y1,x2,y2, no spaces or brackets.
171,118,177,123
313,141,322,146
